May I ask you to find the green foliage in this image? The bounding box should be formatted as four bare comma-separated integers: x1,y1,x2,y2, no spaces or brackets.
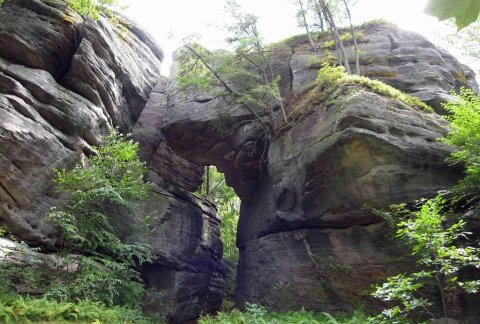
372,196,480,321
198,167,240,296
291,64,432,122
425,0,480,29
44,257,146,308
176,1,287,134
35,130,153,310
0,293,151,323
48,130,152,260
67,0,121,19
322,31,364,49
274,19,389,49
199,305,377,324
0,130,156,321
441,88,480,198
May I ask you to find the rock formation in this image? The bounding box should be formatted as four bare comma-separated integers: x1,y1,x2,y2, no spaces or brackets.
1,1,479,321
0,1,224,322
159,22,479,321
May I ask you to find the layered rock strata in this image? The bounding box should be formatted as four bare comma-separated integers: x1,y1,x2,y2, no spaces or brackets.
0,1,224,322
160,23,479,320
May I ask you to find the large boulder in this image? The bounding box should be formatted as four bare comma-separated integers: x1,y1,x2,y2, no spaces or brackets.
0,1,225,322
0,0,162,244
284,23,478,114
160,23,479,320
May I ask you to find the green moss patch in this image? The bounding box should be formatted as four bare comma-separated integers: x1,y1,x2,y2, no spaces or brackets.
273,19,393,50
288,65,433,125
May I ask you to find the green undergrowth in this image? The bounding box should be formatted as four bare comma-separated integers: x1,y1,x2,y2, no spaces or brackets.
289,64,433,124
0,292,152,323
199,304,379,324
273,19,392,49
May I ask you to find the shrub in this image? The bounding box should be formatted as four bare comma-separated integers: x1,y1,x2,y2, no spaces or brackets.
0,294,152,323
48,130,152,260
42,130,153,309
199,305,377,324
67,0,121,19
441,88,480,199
372,196,480,321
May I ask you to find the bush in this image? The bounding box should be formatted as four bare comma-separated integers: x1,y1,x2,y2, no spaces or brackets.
199,305,377,324
0,294,152,323
441,88,480,198
372,196,480,321
48,130,152,260
67,0,121,19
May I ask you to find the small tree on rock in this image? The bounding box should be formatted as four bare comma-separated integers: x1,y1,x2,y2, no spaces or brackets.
176,1,288,136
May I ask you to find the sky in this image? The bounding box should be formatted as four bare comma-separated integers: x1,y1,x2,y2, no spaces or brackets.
122,0,466,76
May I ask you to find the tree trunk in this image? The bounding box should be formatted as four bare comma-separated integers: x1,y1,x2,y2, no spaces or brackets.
297,0,317,51
318,0,351,73
206,166,210,197
183,42,273,135
342,0,360,75
436,274,450,322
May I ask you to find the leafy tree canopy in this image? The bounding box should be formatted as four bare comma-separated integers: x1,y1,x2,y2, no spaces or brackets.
67,0,121,19
372,197,480,321
425,0,480,29
48,130,152,261
441,88,480,198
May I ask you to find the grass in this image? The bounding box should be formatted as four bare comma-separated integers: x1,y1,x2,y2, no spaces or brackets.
199,304,380,324
273,19,392,49
0,292,153,323
288,65,433,124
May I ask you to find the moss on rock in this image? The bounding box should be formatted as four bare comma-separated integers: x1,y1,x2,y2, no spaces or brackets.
288,65,433,125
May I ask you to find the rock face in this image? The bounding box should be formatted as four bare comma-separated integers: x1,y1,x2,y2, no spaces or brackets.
0,1,224,322
286,23,478,113
160,23,479,321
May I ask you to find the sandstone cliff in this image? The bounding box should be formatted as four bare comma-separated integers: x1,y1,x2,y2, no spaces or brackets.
0,1,224,322
1,2,479,321
159,23,479,321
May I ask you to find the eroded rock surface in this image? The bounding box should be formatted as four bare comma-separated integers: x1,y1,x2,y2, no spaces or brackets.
0,1,224,322
285,24,478,113
160,23,478,320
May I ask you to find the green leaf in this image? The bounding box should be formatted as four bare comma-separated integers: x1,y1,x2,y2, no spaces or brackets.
425,0,480,29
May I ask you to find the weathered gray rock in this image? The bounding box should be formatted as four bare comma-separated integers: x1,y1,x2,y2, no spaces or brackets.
0,57,108,244
137,172,224,323
0,0,163,245
160,23,478,321
285,24,478,113
235,86,463,316
132,79,203,192
0,0,79,79
0,1,224,322
162,90,267,200
62,13,163,131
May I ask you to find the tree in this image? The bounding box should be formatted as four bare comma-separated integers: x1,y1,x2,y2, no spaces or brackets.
372,197,480,322
47,130,152,261
295,0,317,51
312,0,351,73
198,166,240,296
425,0,480,30
441,88,480,199
176,1,288,136
341,0,360,75
67,0,122,19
